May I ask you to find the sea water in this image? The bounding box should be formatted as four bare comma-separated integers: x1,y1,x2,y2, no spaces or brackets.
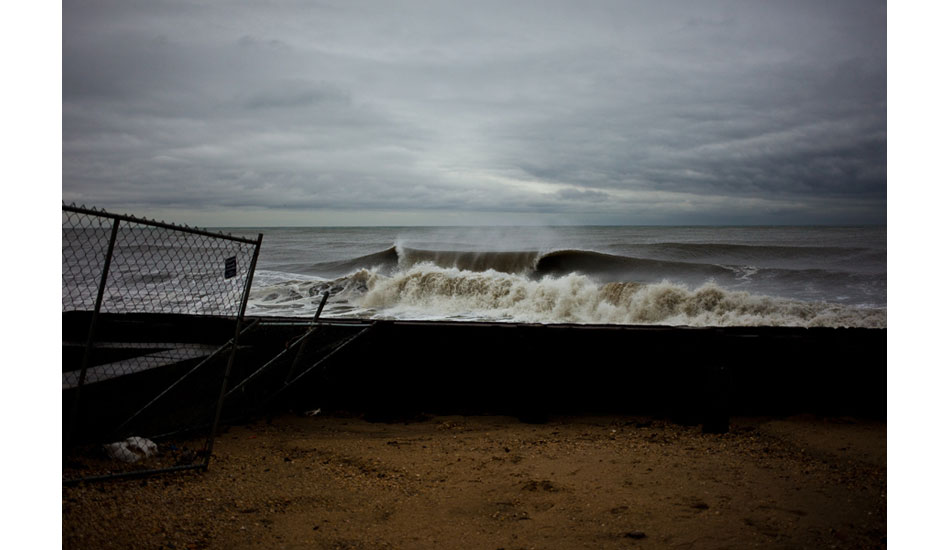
222,226,885,328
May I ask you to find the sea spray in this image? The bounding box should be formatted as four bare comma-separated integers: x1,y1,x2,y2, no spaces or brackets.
396,246,542,274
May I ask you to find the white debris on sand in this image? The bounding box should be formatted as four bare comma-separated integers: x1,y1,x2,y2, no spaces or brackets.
103,437,158,463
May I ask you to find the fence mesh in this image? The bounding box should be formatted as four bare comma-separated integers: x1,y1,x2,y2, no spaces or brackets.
62,203,262,483
62,208,257,316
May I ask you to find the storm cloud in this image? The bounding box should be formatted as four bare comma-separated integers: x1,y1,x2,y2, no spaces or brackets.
62,0,885,225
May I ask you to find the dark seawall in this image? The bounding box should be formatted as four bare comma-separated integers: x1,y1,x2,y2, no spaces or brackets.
63,312,885,439
297,320,886,423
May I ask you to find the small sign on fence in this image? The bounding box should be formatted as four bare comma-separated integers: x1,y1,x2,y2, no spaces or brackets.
224,256,237,279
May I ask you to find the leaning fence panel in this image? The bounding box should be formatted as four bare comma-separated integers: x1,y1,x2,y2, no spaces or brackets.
62,204,262,484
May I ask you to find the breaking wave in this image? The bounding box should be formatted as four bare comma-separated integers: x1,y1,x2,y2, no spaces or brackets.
247,263,885,328
300,245,868,282
287,243,884,308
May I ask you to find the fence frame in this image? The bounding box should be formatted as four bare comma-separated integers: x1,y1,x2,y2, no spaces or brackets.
62,203,263,483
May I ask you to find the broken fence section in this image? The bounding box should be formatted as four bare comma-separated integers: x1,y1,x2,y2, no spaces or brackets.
62,203,262,484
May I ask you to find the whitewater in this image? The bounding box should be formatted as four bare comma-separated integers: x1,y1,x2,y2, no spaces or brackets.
231,226,886,328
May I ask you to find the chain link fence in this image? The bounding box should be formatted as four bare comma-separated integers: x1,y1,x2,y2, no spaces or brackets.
62,203,262,483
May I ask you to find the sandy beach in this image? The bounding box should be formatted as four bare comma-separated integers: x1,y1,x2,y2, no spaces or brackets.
63,412,885,549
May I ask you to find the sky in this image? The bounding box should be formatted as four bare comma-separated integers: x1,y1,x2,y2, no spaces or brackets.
61,0,885,226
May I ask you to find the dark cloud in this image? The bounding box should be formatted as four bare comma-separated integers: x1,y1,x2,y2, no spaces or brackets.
243,80,349,110
63,0,885,225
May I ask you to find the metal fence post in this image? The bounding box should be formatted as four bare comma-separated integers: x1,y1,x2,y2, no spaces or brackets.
66,217,120,445
203,233,263,470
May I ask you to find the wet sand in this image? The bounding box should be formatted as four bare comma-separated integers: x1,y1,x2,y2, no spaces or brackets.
63,413,885,549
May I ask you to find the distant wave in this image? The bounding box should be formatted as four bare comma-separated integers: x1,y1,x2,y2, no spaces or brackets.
628,242,880,262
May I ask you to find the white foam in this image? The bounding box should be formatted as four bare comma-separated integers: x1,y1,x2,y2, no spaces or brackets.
357,263,886,328
244,263,886,327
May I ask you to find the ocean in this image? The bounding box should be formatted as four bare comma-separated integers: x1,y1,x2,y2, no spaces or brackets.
223,226,886,328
